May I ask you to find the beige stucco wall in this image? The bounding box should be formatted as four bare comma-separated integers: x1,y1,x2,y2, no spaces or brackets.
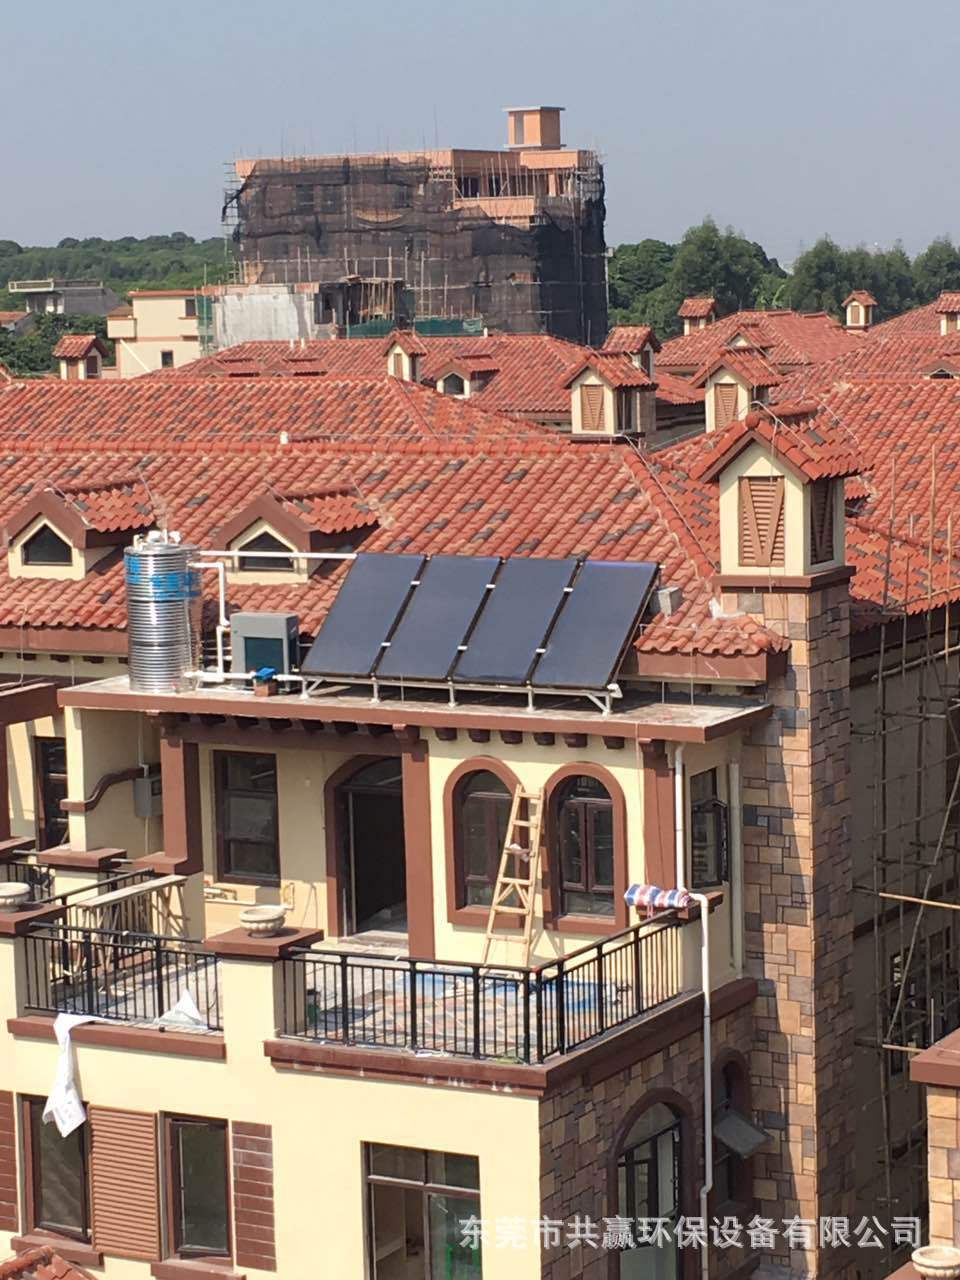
0,943,544,1279
7,514,113,583
64,707,162,858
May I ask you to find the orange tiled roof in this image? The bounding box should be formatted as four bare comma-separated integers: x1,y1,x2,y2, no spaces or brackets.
659,310,863,372
602,325,660,354
52,335,105,360
649,371,705,406
383,329,428,357
691,403,860,484
0,377,555,449
677,297,716,319
563,353,654,389
276,488,378,535
842,291,877,307
0,1247,94,1279
774,333,960,401
0,312,27,325
691,348,783,389
936,292,960,314
870,299,942,337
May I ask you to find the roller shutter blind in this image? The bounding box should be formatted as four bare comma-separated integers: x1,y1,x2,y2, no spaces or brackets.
89,1106,161,1260
0,1091,16,1232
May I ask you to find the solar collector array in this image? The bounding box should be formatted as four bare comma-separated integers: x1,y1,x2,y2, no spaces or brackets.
301,552,659,691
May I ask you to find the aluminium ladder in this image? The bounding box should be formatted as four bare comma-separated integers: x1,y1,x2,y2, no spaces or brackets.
480,787,544,966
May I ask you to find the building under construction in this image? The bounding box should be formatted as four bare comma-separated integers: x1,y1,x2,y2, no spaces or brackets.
223,106,608,344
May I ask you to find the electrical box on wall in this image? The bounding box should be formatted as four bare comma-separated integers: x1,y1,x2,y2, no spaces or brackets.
133,766,162,818
231,612,300,676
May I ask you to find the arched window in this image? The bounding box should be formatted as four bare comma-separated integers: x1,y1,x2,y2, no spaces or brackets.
441,372,465,396
236,530,294,573
711,1054,765,1211
455,770,511,907
22,525,71,566
553,775,614,917
713,1061,742,1208
616,1102,681,1279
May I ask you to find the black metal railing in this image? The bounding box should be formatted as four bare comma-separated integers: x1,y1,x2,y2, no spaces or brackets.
22,924,222,1031
279,916,686,1064
1,859,54,901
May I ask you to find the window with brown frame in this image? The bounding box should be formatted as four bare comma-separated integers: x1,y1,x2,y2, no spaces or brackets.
392,353,404,379
184,298,197,318
616,388,634,434
23,1096,90,1241
553,775,614,917
214,752,280,884
35,737,68,851
455,770,511,907
166,1116,230,1259
84,357,99,379
809,478,835,565
580,384,605,432
739,476,785,568
690,768,728,888
712,1063,744,1208
160,350,174,369
235,530,295,573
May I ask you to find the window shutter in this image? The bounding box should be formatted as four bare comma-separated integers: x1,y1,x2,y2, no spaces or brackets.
714,383,739,428
809,479,835,564
580,384,606,432
739,477,785,568
392,353,403,378
89,1107,160,1260
233,1122,276,1271
0,1091,17,1232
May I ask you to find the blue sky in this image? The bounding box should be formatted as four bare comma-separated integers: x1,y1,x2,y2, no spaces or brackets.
5,0,958,261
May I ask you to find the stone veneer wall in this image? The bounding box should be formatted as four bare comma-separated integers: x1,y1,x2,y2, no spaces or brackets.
925,1085,960,1245
538,1002,755,1280
729,580,855,1277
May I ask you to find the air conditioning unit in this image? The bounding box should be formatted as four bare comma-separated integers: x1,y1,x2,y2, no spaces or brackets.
230,612,300,677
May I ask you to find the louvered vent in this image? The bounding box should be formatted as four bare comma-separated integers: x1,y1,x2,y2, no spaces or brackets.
714,383,739,428
739,476,785,568
580,384,606,432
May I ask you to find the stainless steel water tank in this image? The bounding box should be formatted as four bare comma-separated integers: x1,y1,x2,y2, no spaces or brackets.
124,534,201,692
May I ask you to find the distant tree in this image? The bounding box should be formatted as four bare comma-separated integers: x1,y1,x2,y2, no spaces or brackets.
913,237,960,302
609,239,675,313
781,236,851,315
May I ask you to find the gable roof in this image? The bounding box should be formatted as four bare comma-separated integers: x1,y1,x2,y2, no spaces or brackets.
677,297,716,319
842,291,877,307
659,310,863,373
774,333,960,400
564,354,655,389
383,329,428,357
691,348,783,390
602,325,660,354
5,478,155,546
52,335,107,360
936,292,960,314
870,299,942,337
213,487,378,550
692,403,860,484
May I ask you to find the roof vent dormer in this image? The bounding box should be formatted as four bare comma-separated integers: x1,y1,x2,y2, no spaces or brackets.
677,297,716,335
842,291,877,331
936,292,960,336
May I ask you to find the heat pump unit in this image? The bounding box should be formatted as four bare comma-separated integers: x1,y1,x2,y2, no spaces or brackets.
230,612,300,676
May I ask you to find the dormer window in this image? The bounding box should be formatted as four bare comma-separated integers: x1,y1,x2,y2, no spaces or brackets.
441,373,465,397
739,477,785,568
22,524,72,566
714,384,739,429
580,385,606,432
236,531,295,573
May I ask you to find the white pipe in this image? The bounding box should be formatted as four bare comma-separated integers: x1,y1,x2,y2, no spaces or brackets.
673,743,712,1280
196,549,358,560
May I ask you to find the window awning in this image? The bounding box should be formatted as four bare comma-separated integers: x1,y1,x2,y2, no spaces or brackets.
714,1106,770,1158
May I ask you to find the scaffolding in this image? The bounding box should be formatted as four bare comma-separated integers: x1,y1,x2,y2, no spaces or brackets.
851,455,960,1272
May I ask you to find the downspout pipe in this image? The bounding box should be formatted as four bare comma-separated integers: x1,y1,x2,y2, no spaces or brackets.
673,743,713,1280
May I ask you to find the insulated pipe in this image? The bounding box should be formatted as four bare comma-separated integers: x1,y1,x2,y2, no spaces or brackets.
673,742,713,1280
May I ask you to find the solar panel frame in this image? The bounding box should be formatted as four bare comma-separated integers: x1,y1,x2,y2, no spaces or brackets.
452,557,579,686
531,560,659,690
375,555,499,681
300,552,425,679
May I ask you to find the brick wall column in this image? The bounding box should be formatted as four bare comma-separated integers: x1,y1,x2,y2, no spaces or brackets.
731,580,855,1277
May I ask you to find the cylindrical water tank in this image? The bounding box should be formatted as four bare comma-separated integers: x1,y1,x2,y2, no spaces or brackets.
124,534,201,692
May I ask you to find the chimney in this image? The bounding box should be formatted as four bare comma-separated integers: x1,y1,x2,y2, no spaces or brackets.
52,335,105,381
677,296,716,336
505,106,563,150
841,290,877,331
936,292,960,336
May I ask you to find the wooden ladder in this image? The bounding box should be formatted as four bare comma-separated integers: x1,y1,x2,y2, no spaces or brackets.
481,787,544,967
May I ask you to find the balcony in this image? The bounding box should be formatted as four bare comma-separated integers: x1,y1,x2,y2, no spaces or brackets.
278,914,688,1065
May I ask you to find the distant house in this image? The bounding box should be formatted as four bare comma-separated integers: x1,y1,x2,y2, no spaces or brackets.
7,278,119,317
0,311,34,336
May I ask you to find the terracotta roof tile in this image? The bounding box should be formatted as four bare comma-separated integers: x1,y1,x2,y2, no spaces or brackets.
659,310,863,372
691,348,783,389
0,1249,93,1280
602,325,660,354
677,297,716,319
936,292,960,314
563,353,654,389
870,299,942,336
691,403,860,484
51,335,106,360
842,291,877,307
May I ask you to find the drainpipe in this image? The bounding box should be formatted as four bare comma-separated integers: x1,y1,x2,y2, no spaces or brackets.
674,743,713,1280
728,759,744,976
